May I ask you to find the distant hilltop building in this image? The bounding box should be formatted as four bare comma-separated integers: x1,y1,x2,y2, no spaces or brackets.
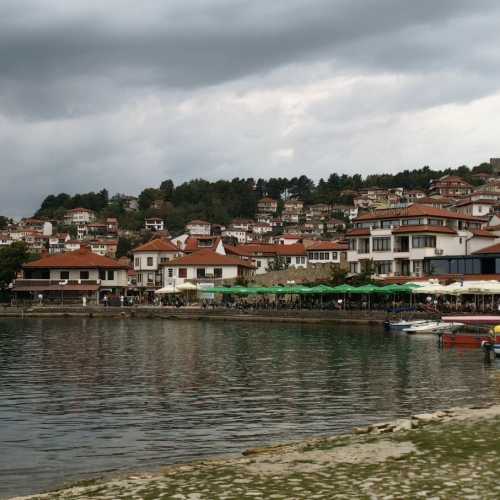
491,158,500,175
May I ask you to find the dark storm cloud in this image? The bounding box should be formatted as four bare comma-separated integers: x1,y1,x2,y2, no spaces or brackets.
2,0,500,216
1,0,499,118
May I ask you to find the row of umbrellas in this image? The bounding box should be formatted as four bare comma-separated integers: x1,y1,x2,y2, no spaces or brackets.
414,280,500,296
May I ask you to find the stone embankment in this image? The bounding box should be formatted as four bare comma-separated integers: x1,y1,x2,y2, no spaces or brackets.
0,305,432,325
12,404,500,499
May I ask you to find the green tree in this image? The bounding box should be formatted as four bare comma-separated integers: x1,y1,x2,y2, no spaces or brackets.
0,216,9,229
116,237,134,258
0,242,34,288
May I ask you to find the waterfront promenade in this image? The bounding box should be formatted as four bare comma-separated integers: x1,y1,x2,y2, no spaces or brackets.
0,305,431,324
11,403,500,500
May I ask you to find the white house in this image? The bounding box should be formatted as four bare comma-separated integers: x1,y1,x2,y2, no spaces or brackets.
345,205,489,278
163,249,255,285
64,208,96,225
133,238,184,291
307,241,348,265
222,226,248,244
186,220,211,236
145,218,165,232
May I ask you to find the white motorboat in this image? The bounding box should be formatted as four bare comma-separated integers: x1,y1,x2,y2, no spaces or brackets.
403,321,464,334
384,319,430,331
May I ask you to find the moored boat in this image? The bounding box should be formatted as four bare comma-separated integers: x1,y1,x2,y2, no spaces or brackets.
404,321,464,334
384,319,431,331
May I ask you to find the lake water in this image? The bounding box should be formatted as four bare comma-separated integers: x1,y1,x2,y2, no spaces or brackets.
0,318,499,498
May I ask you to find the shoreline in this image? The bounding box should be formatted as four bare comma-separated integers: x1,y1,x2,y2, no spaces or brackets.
10,403,500,500
0,306,430,325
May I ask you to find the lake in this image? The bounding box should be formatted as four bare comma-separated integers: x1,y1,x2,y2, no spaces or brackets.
0,318,498,498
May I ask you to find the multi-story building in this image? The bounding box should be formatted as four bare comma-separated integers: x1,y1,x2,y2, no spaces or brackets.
305,203,331,222
163,249,255,285
429,175,473,198
257,197,278,214
186,220,212,236
222,226,248,244
12,246,129,303
132,238,183,293
63,208,96,225
345,205,490,278
144,217,165,232
307,241,348,266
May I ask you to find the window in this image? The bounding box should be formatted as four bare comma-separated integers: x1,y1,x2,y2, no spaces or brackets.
428,218,444,226
374,261,392,275
80,271,89,280
197,268,206,278
381,220,400,228
160,257,169,264
332,252,338,260
412,260,422,273
286,256,291,264
60,271,69,280
349,262,358,273
402,218,424,225
179,268,187,278
257,260,262,268
137,273,143,283
348,239,357,251
147,257,153,266
359,238,370,253
412,235,436,248
214,268,223,279
99,269,106,280
134,257,140,267
372,237,391,252
107,270,114,281
167,268,173,278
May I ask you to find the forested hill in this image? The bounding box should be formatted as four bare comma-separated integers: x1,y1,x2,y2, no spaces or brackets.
35,162,493,234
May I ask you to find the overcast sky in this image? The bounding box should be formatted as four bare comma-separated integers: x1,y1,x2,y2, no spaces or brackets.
2,0,500,217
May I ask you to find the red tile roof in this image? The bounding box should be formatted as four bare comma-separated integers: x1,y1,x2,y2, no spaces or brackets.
354,204,485,222
133,238,180,252
184,236,221,253
167,249,255,268
473,243,500,254
471,229,497,238
392,225,457,235
308,241,348,251
24,246,128,269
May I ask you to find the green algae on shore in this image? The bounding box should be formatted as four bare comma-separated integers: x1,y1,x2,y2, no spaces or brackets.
12,405,500,500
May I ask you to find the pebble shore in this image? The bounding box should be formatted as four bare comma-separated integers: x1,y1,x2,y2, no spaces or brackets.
11,404,500,500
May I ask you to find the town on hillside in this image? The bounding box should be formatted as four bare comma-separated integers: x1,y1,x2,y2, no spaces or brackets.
2,158,500,304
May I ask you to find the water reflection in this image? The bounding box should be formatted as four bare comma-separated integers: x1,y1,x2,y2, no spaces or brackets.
0,318,496,498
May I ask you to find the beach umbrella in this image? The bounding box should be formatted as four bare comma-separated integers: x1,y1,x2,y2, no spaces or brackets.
176,282,199,291
155,285,180,294
350,284,380,294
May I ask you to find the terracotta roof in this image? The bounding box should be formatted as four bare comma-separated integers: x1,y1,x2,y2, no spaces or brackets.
308,241,348,251
184,236,221,253
224,245,254,257
24,247,128,269
392,225,457,235
133,238,179,252
66,207,94,213
473,243,500,254
167,249,255,268
258,197,277,203
453,199,497,207
353,204,486,222
471,229,497,238
345,228,370,236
